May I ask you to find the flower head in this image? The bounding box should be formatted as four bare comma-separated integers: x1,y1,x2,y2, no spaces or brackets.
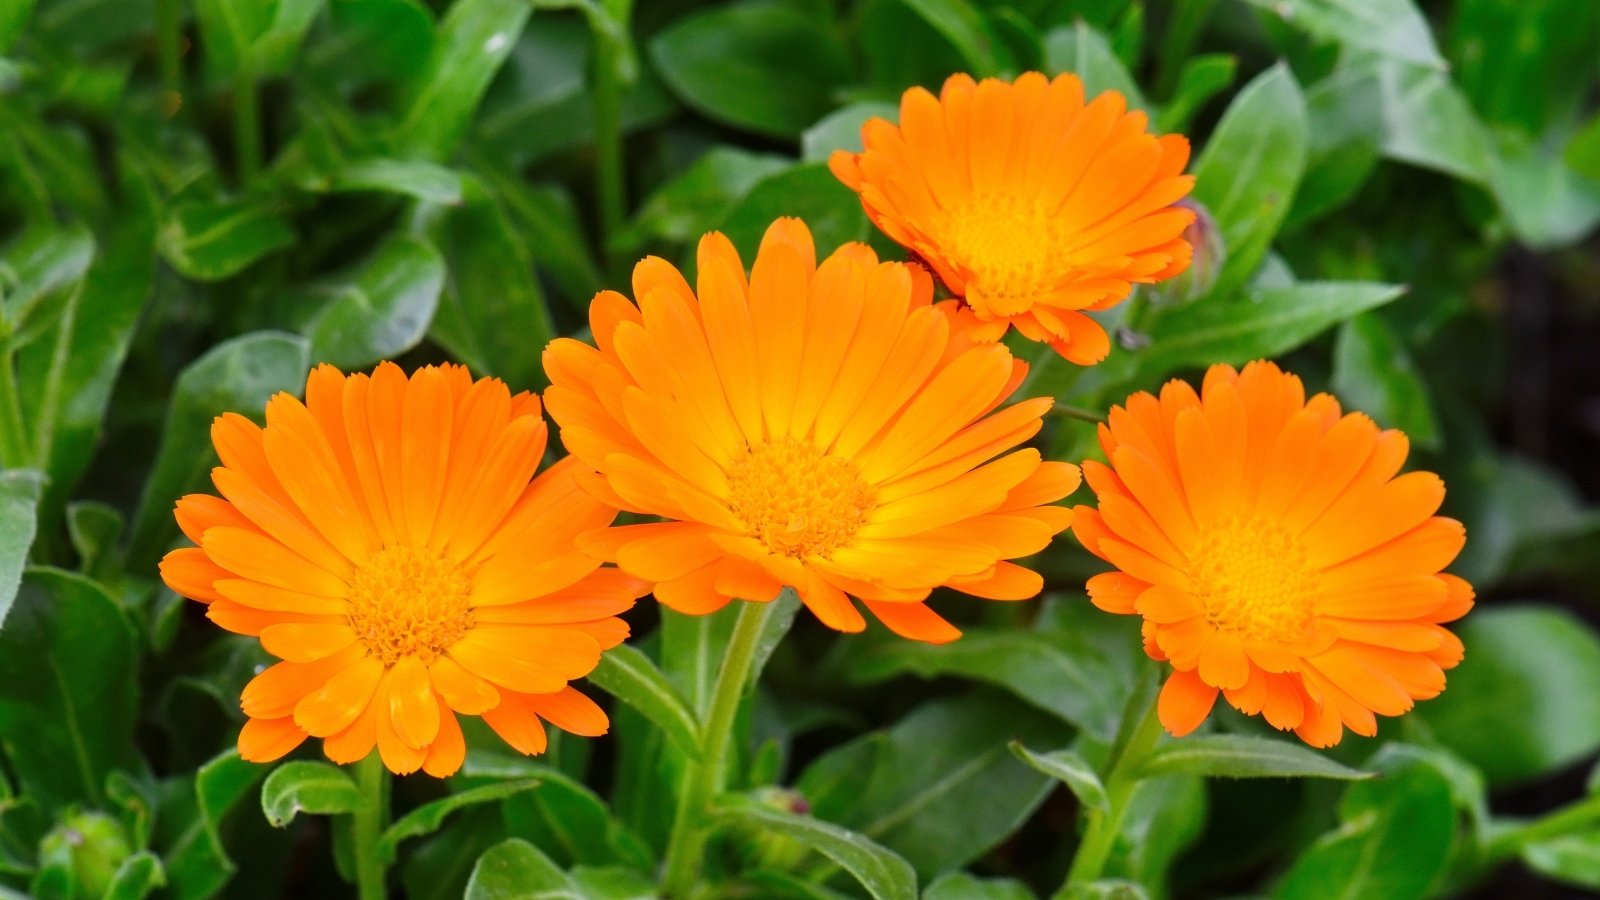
159,363,646,776
829,72,1194,365
1073,362,1472,746
543,218,1080,643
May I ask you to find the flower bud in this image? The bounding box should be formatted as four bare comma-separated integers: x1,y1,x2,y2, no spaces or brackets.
37,810,132,899
1150,198,1225,306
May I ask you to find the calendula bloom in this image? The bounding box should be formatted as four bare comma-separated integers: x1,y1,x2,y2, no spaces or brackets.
159,363,646,776
1073,362,1472,747
543,218,1079,643
829,72,1194,365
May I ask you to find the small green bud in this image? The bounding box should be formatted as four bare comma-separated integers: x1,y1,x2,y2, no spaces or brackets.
38,810,132,899
1150,198,1225,306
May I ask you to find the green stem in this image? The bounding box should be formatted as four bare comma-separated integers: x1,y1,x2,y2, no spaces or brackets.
1052,403,1106,424
1155,0,1218,99
0,347,31,469
1066,691,1164,886
591,20,626,274
1483,792,1600,864
352,755,390,900
233,65,261,183
661,599,782,897
155,0,182,97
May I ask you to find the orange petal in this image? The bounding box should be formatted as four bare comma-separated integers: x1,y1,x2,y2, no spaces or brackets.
523,686,609,737
238,716,308,763
1157,668,1217,737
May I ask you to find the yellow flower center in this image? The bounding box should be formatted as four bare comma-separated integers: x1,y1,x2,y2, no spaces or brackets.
938,196,1068,317
726,438,874,559
1190,516,1320,644
346,546,474,667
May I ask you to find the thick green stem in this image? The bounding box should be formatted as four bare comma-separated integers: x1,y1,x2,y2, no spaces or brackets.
1067,692,1164,886
0,348,31,469
661,599,782,897
233,65,261,183
591,23,626,272
352,755,390,900
155,0,183,97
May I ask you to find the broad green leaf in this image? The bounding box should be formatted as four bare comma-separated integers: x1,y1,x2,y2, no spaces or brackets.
1136,281,1405,381
192,0,273,76
1276,744,1455,900
303,235,445,368
848,629,1125,740
399,805,504,900
253,0,325,76
1568,112,1600,182
158,750,269,900
0,224,93,329
1009,742,1108,811
893,0,1011,77
1141,734,1371,780
587,644,701,759
397,0,530,159
157,197,296,282
1419,606,1600,786
924,872,1035,900
474,168,603,308
312,0,435,89
378,780,540,862
1449,0,1598,137
1523,833,1600,890
126,332,310,567
1330,312,1441,448
715,795,918,900
1291,65,1383,226
425,178,554,389
1365,56,1494,184
0,0,32,51
650,0,851,139
800,691,1072,879
102,851,164,900
1454,456,1589,588
65,501,121,578
1157,54,1237,134
1061,880,1149,899
260,761,359,827
1245,0,1443,68
331,158,464,205
802,101,900,163
1042,22,1146,110
0,569,139,810
1489,132,1600,251
0,469,42,628
713,164,869,267
1191,64,1308,298
618,147,791,249
464,838,579,899
1112,773,1207,887
568,865,656,899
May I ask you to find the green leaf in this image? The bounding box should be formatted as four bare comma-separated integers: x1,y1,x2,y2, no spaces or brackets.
712,164,869,266
799,691,1072,879
1061,880,1150,900
397,0,530,159
1141,734,1371,781
1419,605,1600,786
1523,833,1600,890
1567,112,1600,182
1009,742,1108,811
849,629,1126,740
1042,22,1146,109
157,197,296,282
464,838,580,899
1191,63,1309,298
892,0,1011,77
1489,131,1600,251
331,158,464,205
0,469,42,628
715,794,918,900
1157,54,1237,134
802,102,900,164
0,569,139,810
1276,744,1455,900
587,645,701,759
192,0,273,76
378,780,540,862
618,147,791,250
0,224,93,329
1245,0,1443,68
923,872,1035,900
126,332,310,567
303,235,445,369
1364,57,1494,184
157,750,268,900
1136,281,1405,381
101,851,164,900
569,866,658,899
66,501,122,578
1330,312,1441,449
425,177,554,388
650,0,851,139
260,762,359,827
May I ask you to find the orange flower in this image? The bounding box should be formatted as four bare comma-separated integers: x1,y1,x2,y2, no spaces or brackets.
159,363,646,776
543,218,1080,643
829,72,1194,365
1073,362,1472,747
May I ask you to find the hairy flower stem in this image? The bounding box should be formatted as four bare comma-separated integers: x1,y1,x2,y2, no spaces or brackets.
352,755,391,900
1067,687,1165,885
661,599,783,896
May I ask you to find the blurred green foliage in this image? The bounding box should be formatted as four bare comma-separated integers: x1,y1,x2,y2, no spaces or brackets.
2,0,1600,898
